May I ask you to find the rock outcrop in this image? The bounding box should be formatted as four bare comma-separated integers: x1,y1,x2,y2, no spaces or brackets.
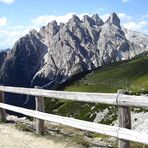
106,12,121,28
0,51,7,69
0,32,47,110
0,12,148,109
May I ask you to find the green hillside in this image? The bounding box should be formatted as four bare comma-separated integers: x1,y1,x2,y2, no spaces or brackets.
64,54,148,93
45,54,148,122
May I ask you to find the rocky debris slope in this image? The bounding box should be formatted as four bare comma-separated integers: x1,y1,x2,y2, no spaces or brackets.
0,12,148,108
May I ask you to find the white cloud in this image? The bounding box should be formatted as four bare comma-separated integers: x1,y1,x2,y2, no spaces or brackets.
0,17,7,26
0,30,20,49
0,0,15,4
31,13,74,27
122,0,130,3
31,12,90,28
118,13,132,22
118,13,148,34
123,21,148,31
0,26,31,49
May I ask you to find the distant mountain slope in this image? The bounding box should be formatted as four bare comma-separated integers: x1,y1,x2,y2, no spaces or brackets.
124,29,148,49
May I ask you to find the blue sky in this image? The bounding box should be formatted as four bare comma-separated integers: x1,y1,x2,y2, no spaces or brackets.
0,0,148,49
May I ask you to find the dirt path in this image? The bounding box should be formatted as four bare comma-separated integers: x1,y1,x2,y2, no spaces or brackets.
0,123,82,148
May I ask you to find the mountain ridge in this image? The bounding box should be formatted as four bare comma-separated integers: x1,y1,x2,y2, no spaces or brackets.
31,12,148,87
0,12,148,109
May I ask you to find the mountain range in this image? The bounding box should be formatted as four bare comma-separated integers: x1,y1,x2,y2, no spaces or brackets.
0,12,148,109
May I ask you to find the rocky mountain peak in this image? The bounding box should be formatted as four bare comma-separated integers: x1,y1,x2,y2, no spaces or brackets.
59,22,65,29
82,15,96,26
106,12,121,28
29,29,38,35
92,13,99,19
92,14,104,26
47,20,59,36
29,29,41,39
46,20,58,29
39,20,59,45
70,14,81,23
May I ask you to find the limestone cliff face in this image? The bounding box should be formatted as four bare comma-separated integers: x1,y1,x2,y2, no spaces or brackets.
32,13,148,87
0,12,148,108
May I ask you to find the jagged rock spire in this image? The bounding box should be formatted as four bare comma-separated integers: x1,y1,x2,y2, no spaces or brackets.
70,14,81,22
106,12,121,28
92,13,104,26
82,15,96,26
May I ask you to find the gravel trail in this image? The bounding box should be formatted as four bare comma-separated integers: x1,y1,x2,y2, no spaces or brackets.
0,123,81,148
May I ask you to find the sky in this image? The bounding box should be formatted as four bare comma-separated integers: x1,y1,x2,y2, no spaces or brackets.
0,0,148,49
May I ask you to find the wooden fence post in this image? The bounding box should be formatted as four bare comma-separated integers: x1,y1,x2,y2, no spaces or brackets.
117,89,131,148
35,86,45,135
0,90,6,122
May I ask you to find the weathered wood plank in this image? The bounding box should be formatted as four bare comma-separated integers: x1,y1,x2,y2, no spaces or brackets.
117,94,148,108
0,91,6,122
118,90,131,148
35,86,45,135
0,86,147,108
118,128,148,145
0,103,148,145
0,86,117,104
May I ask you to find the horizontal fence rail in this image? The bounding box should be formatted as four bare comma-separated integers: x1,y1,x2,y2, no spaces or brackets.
0,85,148,147
0,86,148,108
0,103,148,145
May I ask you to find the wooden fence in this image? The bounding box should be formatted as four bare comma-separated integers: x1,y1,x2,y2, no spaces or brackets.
0,86,148,148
